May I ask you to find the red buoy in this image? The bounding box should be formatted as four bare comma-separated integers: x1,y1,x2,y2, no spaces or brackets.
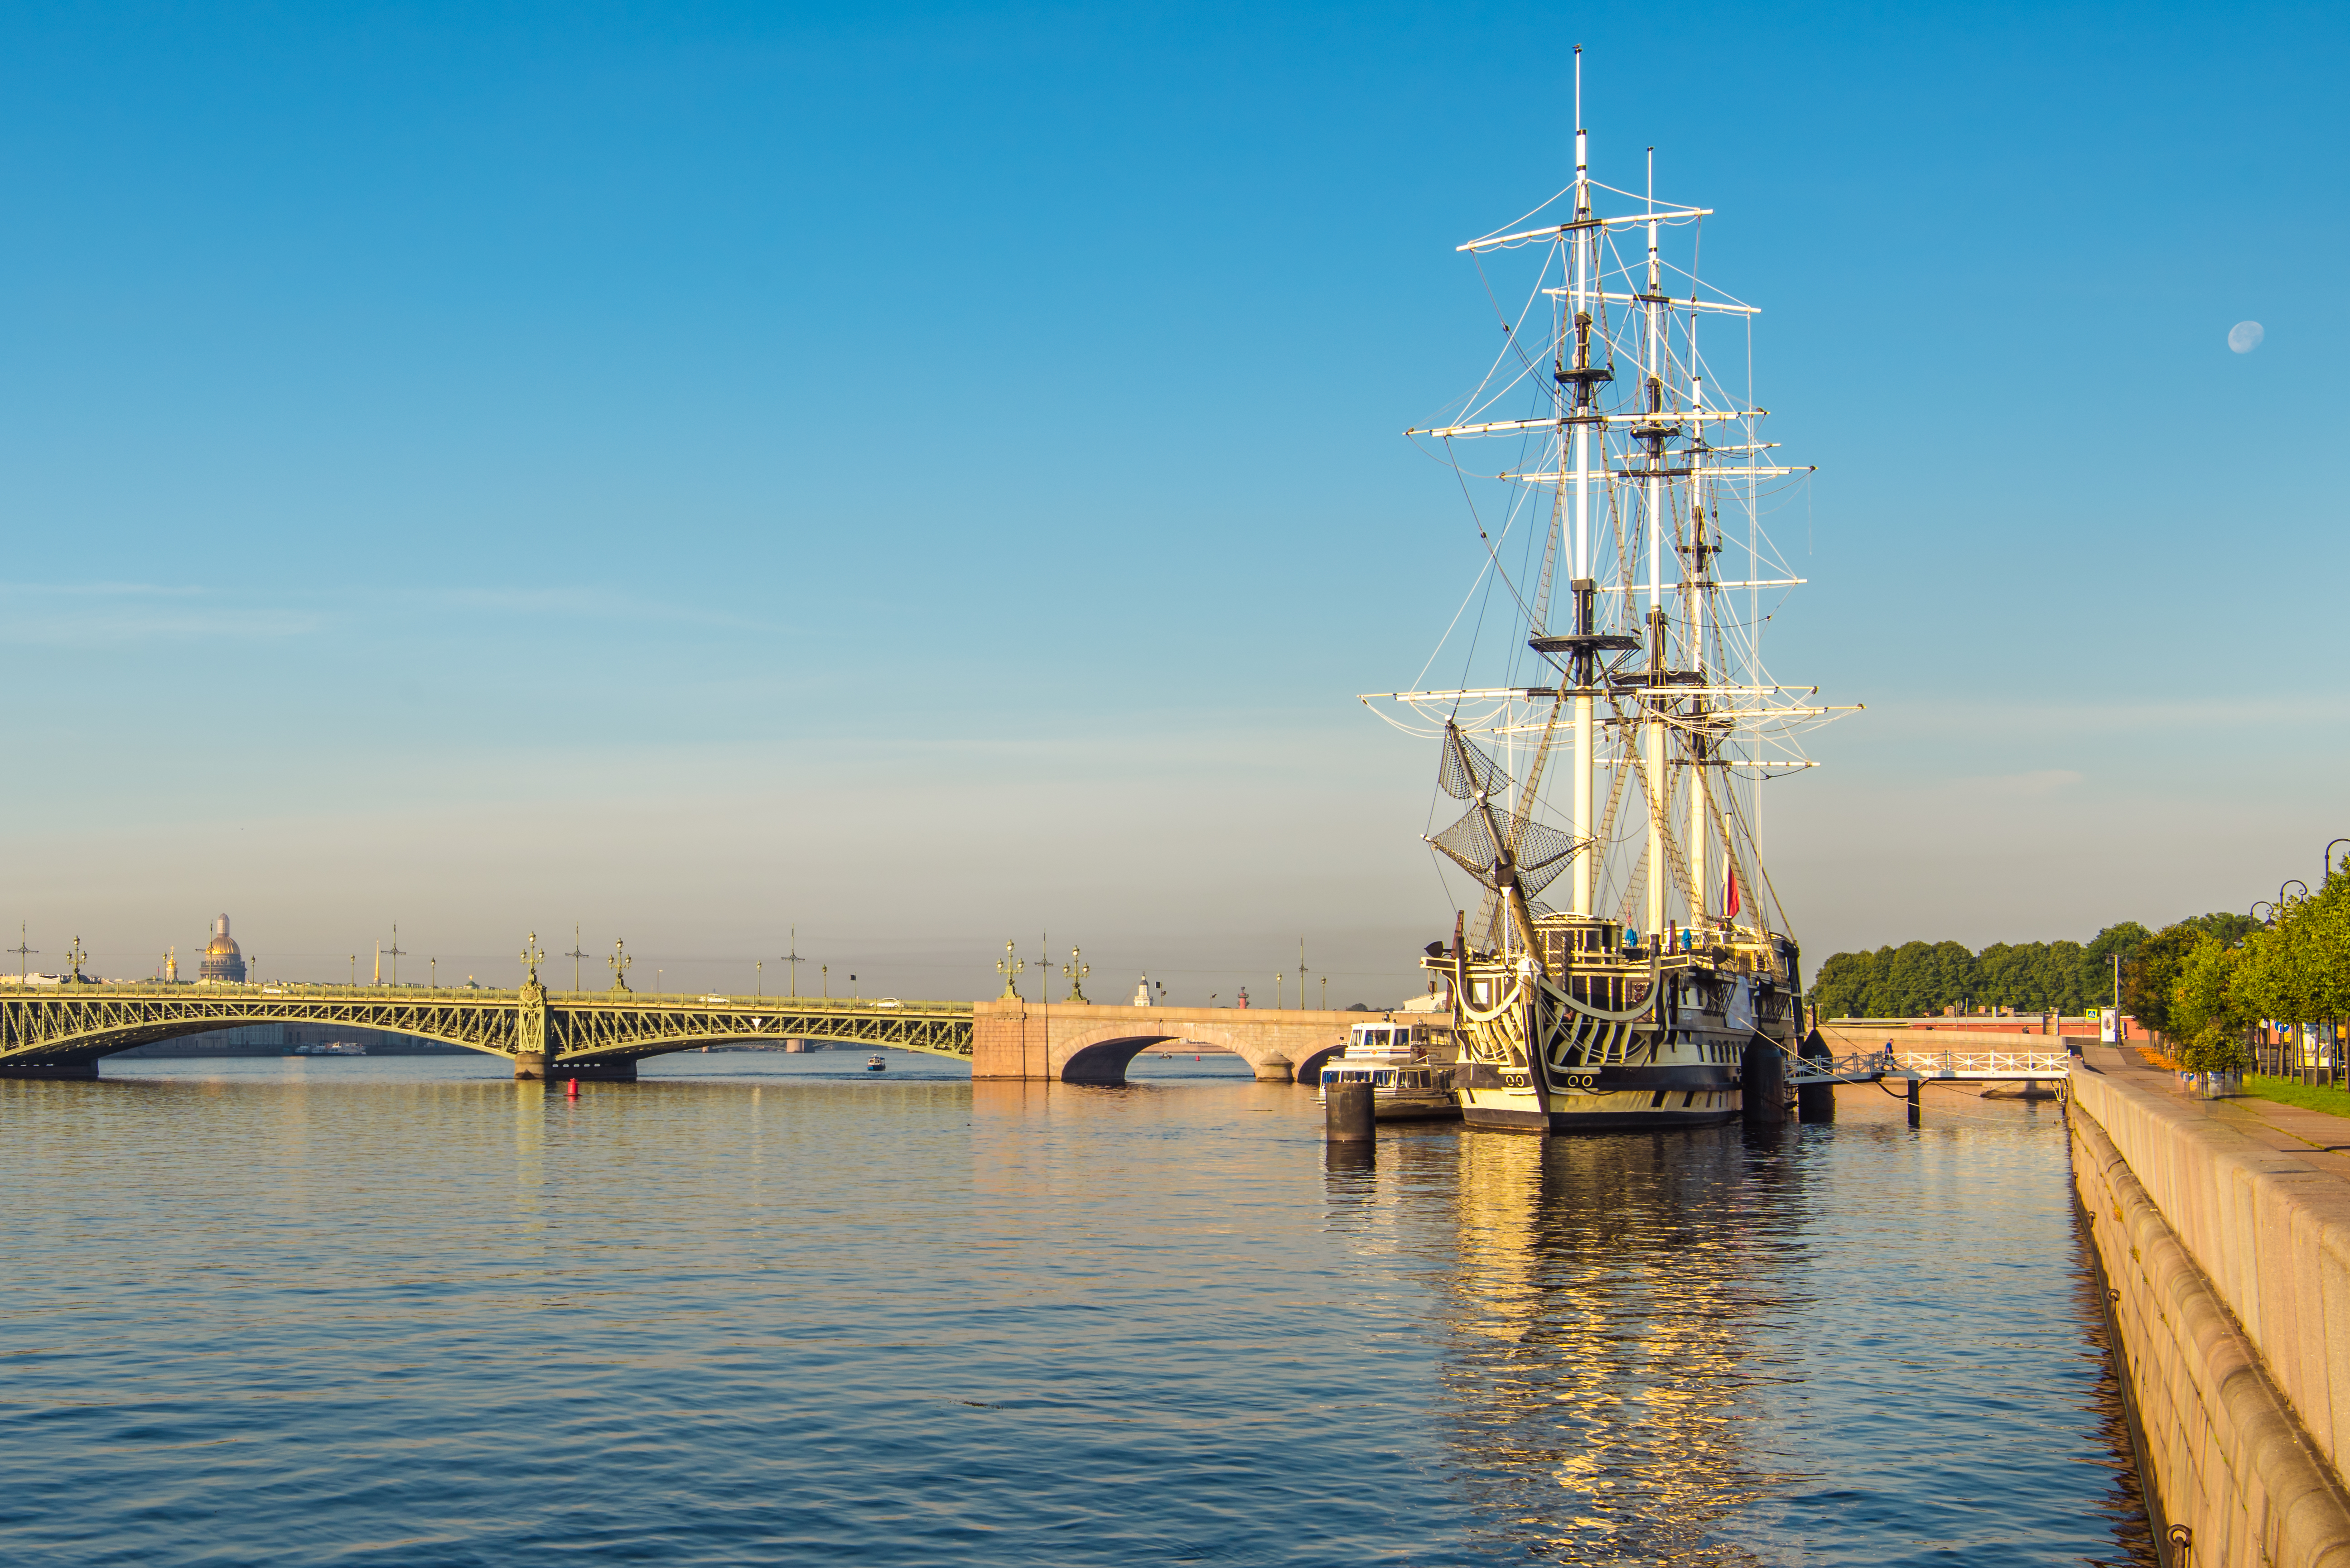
565,1078,579,1099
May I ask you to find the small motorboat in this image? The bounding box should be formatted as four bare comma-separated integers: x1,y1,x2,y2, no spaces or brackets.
1317,1018,1457,1120
865,1054,888,1072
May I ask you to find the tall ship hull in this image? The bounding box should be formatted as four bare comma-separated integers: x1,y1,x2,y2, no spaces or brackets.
1370,50,1851,1132
1440,916,1801,1133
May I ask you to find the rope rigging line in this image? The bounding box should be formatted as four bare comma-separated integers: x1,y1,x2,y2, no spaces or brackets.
1606,686,1702,921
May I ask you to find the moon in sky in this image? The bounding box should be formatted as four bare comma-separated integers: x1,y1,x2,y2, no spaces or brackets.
2229,320,2264,353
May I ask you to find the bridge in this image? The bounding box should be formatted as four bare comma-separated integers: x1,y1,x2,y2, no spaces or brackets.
1789,1046,2070,1125
0,982,1385,1085
0,981,974,1080
1791,1047,2073,1085
971,998,1376,1084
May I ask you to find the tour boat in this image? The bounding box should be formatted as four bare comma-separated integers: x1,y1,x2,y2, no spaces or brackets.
1365,52,1853,1133
865,1054,888,1072
1316,1018,1457,1120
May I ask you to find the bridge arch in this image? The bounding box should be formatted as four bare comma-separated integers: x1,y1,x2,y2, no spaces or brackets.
1051,1020,1310,1086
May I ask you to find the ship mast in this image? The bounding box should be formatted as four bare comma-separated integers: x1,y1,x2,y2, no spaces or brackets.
1642,145,1667,944
1377,53,1850,955
1569,46,1595,921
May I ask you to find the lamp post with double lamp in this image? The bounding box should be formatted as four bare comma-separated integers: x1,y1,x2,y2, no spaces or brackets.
2279,881,2316,1079
2278,878,2324,1084
2249,900,2279,1073
2323,846,2350,1082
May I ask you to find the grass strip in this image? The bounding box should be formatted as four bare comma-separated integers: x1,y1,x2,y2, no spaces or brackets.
2239,1075,2350,1120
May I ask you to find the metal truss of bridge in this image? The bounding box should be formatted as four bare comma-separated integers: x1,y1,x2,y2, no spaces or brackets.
0,979,973,1081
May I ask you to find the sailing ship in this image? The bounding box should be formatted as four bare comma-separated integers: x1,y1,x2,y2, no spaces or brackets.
1368,51,1855,1133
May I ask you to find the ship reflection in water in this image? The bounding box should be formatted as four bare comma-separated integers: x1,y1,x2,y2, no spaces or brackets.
1436,1129,1800,1563
1325,1090,2155,1566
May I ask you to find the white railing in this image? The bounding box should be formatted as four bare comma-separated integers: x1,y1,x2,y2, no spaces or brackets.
1896,1050,2069,1076
1787,1049,2071,1083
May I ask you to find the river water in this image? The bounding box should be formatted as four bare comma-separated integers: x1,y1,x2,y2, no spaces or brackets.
0,1053,2153,1566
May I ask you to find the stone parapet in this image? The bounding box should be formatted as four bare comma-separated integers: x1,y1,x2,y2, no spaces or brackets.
2070,1067,2350,1566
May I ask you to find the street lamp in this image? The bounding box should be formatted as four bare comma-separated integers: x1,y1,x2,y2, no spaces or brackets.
2324,837,2350,879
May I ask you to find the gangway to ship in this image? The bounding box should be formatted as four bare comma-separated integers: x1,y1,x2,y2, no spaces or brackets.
1785,1045,2070,1125
1789,1047,2073,1086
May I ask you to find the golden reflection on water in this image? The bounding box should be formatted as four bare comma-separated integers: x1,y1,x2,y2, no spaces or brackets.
1438,1126,1798,1565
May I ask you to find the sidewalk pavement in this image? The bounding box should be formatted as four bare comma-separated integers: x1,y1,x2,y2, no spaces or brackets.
2079,1043,2350,1183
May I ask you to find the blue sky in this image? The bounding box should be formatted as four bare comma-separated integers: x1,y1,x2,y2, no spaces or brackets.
1,1,2342,998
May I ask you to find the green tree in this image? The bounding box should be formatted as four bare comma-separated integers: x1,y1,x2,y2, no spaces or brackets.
2171,936,2253,1073
2080,922,2152,1015
2236,871,2350,1027
1808,948,1880,1019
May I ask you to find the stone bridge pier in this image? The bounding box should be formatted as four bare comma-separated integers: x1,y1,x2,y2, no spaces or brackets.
973,1000,1374,1085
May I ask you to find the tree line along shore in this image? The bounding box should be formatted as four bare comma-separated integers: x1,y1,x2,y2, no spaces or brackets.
1807,868,2350,1076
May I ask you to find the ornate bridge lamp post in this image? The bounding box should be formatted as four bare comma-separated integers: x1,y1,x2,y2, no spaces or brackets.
1063,945,1089,1003
67,936,88,984
996,939,1023,1000
2278,882,2321,1084
756,960,763,998
564,926,589,993
608,940,633,993
521,932,547,986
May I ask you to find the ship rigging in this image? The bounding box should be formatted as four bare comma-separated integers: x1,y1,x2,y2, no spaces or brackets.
1366,50,1859,1132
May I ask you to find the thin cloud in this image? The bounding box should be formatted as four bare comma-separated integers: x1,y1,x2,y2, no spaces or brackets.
430,585,773,631
0,583,321,645
0,581,206,598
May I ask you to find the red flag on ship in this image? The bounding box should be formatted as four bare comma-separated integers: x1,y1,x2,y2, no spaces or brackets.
1724,867,1742,918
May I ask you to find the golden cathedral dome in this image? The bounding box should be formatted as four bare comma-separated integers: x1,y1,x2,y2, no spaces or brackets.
199,914,246,983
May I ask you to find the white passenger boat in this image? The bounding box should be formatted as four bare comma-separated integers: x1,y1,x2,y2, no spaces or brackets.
865,1054,888,1072
1316,1019,1458,1120
1366,52,1855,1133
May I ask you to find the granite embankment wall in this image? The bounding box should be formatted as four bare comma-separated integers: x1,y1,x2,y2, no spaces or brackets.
2069,1067,2350,1567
